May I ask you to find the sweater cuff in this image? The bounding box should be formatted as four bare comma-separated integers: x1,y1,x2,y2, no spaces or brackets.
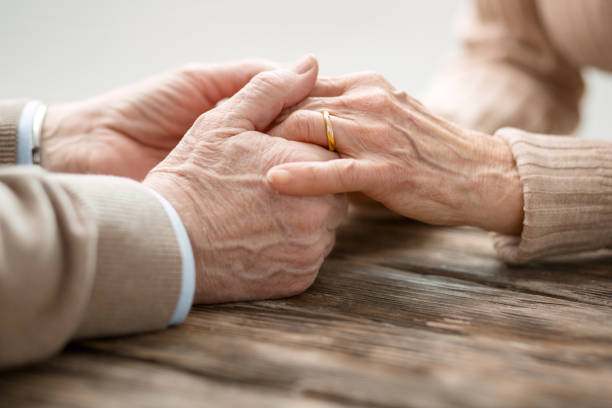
492,128,612,263
0,100,28,165
51,174,183,338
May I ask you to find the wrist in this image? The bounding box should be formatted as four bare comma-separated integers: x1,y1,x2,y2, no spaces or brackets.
143,171,199,259
40,102,97,170
144,170,210,303
462,129,524,235
40,103,67,169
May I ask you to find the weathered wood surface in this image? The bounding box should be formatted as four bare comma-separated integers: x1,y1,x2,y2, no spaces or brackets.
1,213,612,407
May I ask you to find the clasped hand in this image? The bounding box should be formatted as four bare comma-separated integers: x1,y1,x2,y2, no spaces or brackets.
267,72,524,236
42,56,347,304
39,56,523,305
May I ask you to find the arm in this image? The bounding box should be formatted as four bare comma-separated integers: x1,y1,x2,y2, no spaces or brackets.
0,118,184,368
1,61,274,367
1,56,348,368
424,0,584,135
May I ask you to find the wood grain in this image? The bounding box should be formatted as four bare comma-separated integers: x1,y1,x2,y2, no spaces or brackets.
1,214,611,407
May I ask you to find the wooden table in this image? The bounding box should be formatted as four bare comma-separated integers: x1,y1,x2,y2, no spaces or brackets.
2,213,612,407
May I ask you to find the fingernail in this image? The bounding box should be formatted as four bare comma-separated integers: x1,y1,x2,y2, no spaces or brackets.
291,54,315,74
267,169,291,185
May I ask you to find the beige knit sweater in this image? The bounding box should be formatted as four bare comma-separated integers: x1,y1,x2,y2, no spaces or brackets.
0,101,182,368
425,0,612,263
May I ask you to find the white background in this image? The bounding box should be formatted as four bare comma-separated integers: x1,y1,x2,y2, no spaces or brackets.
2,0,611,139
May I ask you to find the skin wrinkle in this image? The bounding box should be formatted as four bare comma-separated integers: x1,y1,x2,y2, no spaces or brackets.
299,84,478,182
149,132,344,303
387,121,463,178
382,121,475,222
108,89,191,142
402,112,473,167
184,71,221,107
36,58,346,307
156,163,328,298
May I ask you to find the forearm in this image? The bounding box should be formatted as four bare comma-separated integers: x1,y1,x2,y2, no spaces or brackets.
0,167,183,369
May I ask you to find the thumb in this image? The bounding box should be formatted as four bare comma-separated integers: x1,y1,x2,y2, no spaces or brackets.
213,54,318,131
186,59,278,104
266,158,372,196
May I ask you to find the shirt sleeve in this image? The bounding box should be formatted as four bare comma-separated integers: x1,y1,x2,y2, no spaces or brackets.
1,99,194,368
14,99,195,327
149,189,195,325
0,167,185,368
16,100,43,165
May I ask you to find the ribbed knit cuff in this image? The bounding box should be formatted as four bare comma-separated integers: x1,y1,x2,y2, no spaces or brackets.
0,100,28,165
492,128,612,263
52,174,183,338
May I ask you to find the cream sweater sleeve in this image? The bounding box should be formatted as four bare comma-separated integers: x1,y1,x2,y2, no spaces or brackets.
0,102,182,369
492,128,612,263
424,0,584,135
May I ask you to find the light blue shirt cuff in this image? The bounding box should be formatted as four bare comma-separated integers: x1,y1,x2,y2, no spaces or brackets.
17,100,43,165
149,189,195,326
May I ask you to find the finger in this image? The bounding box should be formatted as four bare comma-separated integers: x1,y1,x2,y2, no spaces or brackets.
214,54,319,131
311,76,351,97
282,138,339,162
310,71,395,97
269,95,343,128
186,59,278,103
325,193,349,230
269,109,353,151
266,159,374,196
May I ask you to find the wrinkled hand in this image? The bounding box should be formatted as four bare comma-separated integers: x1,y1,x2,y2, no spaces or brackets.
266,72,523,235
143,56,348,303
41,60,274,180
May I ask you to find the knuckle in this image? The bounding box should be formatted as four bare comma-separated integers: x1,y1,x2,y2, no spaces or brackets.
301,245,326,266
369,71,386,83
290,110,313,133
285,272,318,296
392,89,409,102
368,88,393,107
357,70,379,80
359,70,388,85
298,96,324,111
336,160,358,189
253,70,283,89
176,63,208,80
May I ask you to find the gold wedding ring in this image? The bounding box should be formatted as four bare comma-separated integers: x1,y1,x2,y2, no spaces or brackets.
321,110,336,152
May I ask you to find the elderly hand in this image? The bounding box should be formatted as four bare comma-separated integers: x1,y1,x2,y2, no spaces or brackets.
266,72,523,235
40,60,274,180
143,56,348,304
